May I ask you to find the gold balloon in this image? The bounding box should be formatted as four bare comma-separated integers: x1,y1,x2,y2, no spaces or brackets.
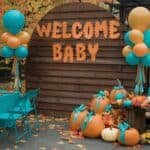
128,7,150,31
130,29,144,44
133,43,149,57
7,36,21,49
122,45,132,57
17,31,31,44
1,32,12,43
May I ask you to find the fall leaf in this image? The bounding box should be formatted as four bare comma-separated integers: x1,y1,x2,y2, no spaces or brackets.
76,144,85,149
57,141,64,144
68,139,75,144
13,145,18,149
33,134,39,137
19,139,27,143
39,146,46,150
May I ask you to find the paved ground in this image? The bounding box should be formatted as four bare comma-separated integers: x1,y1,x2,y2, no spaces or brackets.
0,116,149,150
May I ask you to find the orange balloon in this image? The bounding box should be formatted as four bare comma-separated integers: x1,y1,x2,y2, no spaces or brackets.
122,46,132,57
128,7,150,31
7,36,21,49
130,29,144,43
133,43,149,57
17,31,31,44
1,32,12,43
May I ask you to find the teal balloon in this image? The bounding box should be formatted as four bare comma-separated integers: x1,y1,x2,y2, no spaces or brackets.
115,93,125,100
124,31,134,47
144,30,150,48
2,10,25,34
15,46,28,59
123,100,132,108
1,46,14,58
141,54,150,67
125,52,139,66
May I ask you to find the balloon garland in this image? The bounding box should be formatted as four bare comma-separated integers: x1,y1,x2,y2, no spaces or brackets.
122,7,150,95
0,10,30,91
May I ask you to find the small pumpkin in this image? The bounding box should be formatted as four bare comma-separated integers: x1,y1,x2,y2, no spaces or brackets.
141,131,150,144
110,80,127,104
101,127,119,142
70,104,88,131
90,90,110,114
141,97,150,108
132,95,147,106
81,111,105,138
117,122,140,146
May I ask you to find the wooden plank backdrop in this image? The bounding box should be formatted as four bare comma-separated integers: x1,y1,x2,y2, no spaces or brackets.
26,2,136,115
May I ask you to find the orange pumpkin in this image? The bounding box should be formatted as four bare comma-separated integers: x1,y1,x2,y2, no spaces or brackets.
132,96,146,106
81,112,105,138
110,80,127,104
90,90,110,114
118,128,140,146
70,104,88,131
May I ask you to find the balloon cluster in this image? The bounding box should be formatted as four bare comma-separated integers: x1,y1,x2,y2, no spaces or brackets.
122,7,150,66
0,10,30,59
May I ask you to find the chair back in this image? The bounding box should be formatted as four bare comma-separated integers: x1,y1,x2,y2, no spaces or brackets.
27,88,40,106
19,88,40,110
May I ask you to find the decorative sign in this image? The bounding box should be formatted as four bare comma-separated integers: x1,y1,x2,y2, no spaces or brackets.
28,3,135,114
36,20,120,63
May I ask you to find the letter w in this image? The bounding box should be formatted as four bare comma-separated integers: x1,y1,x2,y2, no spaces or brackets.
36,23,51,37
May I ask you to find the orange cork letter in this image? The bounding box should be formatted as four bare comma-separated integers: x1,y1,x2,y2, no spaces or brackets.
36,23,51,37
53,43,62,61
76,43,86,61
88,43,99,62
63,45,74,63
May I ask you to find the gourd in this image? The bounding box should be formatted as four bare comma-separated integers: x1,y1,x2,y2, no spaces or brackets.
110,79,127,104
101,127,119,142
70,104,88,131
90,90,110,114
141,131,150,144
117,122,140,146
81,111,105,138
141,97,150,108
132,95,146,106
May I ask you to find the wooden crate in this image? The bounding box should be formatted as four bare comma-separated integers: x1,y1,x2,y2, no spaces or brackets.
113,105,146,133
124,107,146,133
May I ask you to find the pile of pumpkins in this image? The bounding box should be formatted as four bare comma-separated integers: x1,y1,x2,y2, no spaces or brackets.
69,80,149,146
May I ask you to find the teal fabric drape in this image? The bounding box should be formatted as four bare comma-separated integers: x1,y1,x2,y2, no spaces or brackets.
134,63,145,95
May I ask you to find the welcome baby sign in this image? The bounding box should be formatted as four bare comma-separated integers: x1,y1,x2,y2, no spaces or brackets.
35,5,121,63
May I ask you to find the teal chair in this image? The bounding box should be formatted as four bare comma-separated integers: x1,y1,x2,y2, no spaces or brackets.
0,92,32,142
11,88,40,132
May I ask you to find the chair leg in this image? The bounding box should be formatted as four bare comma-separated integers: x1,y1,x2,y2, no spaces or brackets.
14,123,20,143
22,116,32,140
34,109,40,131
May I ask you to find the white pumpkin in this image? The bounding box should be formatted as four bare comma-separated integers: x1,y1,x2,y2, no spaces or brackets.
101,128,119,142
